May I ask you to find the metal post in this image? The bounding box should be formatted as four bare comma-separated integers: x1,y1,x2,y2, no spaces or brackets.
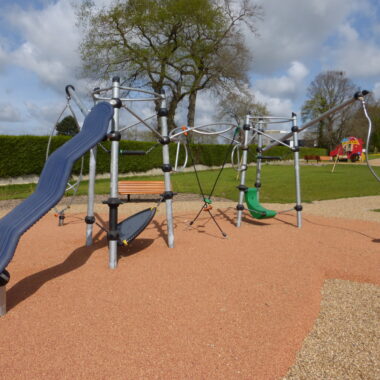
236,115,250,227
0,286,6,317
108,77,121,268
256,119,264,202
159,91,174,248
66,85,98,245
0,270,9,317
85,146,97,246
292,113,302,228
65,85,88,117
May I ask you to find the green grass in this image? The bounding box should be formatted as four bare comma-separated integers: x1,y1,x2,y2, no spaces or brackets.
1,163,379,203
171,165,380,203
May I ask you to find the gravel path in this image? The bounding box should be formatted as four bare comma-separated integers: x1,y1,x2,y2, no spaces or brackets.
284,279,380,379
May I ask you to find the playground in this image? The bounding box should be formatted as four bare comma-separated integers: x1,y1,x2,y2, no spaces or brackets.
0,193,378,379
0,82,379,379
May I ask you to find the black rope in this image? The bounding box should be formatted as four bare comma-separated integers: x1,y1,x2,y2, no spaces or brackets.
208,127,239,198
185,136,207,202
184,126,239,237
189,205,205,226
206,209,227,237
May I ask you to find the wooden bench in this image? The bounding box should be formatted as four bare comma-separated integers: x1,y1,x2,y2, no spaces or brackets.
118,180,166,202
304,155,321,163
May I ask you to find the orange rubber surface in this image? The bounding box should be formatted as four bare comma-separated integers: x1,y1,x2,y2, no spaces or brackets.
0,209,379,379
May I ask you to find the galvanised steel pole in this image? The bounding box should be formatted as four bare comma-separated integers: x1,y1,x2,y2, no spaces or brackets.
65,85,98,245
0,286,5,316
108,77,122,268
65,85,88,117
236,115,250,227
85,145,98,246
0,270,9,317
158,91,174,248
292,113,302,228
85,90,100,246
255,119,264,202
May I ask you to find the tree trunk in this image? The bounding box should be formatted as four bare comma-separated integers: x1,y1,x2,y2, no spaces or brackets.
187,91,197,128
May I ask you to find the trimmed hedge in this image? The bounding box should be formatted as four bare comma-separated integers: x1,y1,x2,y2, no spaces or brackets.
0,135,328,178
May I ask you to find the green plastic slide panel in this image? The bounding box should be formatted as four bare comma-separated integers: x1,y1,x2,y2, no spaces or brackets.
244,188,277,220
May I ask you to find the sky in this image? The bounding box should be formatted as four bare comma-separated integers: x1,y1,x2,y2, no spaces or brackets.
0,0,379,135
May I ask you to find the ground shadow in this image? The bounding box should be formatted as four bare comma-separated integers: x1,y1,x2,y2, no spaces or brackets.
119,238,155,258
151,218,179,245
7,228,106,311
181,212,229,240
217,208,271,227
302,215,380,241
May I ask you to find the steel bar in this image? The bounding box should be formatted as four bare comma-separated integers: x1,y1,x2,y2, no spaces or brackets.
66,85,89,117
0,286,6,316
159,93,175,248
292,114,302,228
118,114,156,134
236,115,250,227
108,78,121,269
263,95,359,152
123,105,163,139
255,120,264,203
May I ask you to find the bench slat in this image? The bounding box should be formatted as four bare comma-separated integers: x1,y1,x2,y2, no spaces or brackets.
118,180,165,195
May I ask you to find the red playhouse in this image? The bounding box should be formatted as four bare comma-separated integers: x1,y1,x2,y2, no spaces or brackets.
329,136,364,162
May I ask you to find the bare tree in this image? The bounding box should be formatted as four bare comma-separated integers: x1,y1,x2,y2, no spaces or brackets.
301,70,359,150
345,95,380,152
217,86,268,124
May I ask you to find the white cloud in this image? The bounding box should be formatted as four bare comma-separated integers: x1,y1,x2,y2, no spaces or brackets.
0,40,8,72
0,102,23,122
25,100,74,134
373,82,380,100
247,0,358,73
253,90,294,117
325,22,380,78
5,0,81,91
255,61,309,98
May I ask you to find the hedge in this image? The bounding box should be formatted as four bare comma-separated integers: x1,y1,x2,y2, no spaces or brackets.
0,135,328,178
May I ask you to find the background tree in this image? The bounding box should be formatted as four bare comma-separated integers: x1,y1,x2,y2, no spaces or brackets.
345,97,380,152
56,116,80,136
301,70,358,150
217,87,268,125
78,0,261,131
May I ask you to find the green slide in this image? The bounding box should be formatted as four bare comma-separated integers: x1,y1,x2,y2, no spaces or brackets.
244,188,277,220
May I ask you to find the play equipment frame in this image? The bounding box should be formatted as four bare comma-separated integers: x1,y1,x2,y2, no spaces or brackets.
67,77,175,269
235,113,302,227
0,90,370,317
235,91,369,228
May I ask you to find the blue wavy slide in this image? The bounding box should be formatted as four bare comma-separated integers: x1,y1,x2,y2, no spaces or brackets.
0,102,114,273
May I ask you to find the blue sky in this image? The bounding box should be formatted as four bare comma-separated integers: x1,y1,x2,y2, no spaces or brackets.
0,0,380,135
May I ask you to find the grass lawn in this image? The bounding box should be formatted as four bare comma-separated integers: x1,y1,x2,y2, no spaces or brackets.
0,163,379,204
367,153,380,160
